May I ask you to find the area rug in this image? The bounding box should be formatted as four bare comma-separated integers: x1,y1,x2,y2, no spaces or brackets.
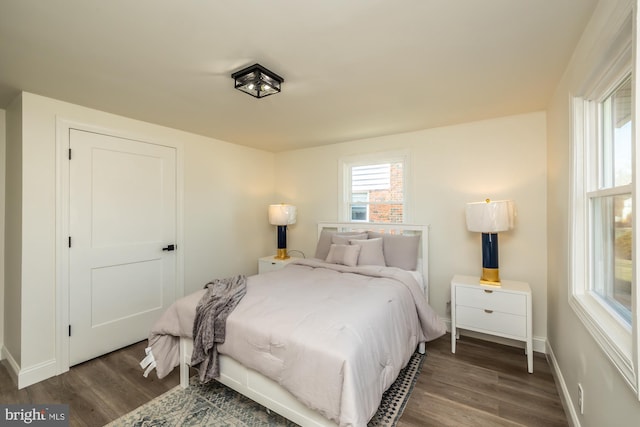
107,352,424,427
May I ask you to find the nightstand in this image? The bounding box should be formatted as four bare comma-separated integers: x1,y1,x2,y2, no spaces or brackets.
451,274,533,373
258,256,298,274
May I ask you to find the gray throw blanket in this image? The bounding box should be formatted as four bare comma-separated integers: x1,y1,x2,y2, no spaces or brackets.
191,274,247,383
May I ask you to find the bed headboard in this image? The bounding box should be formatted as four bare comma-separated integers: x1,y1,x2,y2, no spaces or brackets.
317,222,430,302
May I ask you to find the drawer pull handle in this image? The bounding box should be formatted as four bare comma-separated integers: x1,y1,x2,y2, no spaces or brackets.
484,289,493,294
484,309,494,314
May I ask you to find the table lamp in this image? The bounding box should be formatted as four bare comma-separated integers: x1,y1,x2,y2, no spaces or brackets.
465,199,515,285
268,204,297,259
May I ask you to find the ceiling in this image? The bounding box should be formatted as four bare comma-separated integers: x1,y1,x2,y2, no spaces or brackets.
0,0,598,152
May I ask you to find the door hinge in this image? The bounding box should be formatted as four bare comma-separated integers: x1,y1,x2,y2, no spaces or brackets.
68,148,72,160
68,325,71,337
68,236,72,248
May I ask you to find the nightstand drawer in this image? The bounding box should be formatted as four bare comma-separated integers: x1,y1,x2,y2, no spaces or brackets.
456,306,527,338
456,286,526,315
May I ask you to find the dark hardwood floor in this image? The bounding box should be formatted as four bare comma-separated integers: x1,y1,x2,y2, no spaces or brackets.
0,334,567,426
0,341,180,426
400,335,568,427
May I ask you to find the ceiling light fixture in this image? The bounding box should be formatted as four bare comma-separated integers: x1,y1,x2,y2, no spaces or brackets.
231,63,284,99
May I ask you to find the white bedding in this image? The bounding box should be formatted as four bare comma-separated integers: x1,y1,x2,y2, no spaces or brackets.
147,258,446,426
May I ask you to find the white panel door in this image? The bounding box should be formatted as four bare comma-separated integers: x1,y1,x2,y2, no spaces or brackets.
69,129,177,366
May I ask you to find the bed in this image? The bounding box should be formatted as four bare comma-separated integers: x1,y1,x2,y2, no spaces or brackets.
142,222,446,427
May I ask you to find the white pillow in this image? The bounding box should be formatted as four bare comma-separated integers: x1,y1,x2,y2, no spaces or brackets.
349,238,385,266
325,244,361,267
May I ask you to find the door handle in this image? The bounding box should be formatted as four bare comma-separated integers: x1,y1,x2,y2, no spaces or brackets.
162,244,176,252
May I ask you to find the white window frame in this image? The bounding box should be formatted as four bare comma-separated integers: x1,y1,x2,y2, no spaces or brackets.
570,12,639,397
338,150,410,223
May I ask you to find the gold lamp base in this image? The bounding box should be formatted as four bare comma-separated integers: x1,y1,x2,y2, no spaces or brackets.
479,267,501,286
274,248,290,260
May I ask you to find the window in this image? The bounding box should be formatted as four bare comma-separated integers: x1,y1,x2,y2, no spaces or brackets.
339,152,409,224
591,76,633,324
570,16,637,394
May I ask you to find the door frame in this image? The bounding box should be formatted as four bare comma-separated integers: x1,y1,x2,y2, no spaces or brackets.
54,118,184,374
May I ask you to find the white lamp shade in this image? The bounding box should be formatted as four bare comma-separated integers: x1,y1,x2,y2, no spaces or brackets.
268,204,297,225
466,199,515,233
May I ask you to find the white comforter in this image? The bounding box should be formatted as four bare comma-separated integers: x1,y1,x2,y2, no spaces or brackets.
147,259,446,427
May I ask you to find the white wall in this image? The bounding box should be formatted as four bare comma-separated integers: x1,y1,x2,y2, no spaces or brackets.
275,112,548,349
547,0,640,425
4,95,22,371
5,92,275,386
0,108,5,355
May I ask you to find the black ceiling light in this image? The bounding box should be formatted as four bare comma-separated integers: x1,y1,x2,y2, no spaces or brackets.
231,63,284,99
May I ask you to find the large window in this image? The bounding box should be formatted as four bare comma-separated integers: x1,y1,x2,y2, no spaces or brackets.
340,152,408,223
570,17,637,394
591,76,633,324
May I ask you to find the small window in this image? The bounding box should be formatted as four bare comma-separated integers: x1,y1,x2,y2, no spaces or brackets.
340,152,409,224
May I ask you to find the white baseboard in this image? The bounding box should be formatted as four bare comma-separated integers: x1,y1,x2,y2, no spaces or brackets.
0,345,58,389
18,359,58,389
546,340,580,427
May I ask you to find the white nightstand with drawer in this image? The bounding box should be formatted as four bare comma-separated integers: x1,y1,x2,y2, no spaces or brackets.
258,256,298,274
451,274,533,373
